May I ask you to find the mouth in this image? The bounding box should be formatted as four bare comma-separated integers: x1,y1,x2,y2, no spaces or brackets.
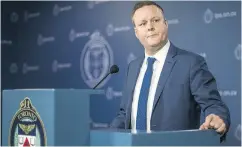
147,34,158,38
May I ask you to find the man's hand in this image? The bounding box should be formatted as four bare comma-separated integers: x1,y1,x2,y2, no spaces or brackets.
199,114,226,134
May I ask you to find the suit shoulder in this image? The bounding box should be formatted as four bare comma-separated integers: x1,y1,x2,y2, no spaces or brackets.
175,47,206,64
128,56,143,67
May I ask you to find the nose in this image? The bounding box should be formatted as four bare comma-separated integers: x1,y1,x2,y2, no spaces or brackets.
147,21,155,31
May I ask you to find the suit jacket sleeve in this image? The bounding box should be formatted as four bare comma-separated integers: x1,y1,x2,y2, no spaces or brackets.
109,63,130,129
190,56,231,139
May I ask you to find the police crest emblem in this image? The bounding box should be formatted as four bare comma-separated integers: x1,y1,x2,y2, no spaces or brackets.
9,97,47,146
80,31,114,88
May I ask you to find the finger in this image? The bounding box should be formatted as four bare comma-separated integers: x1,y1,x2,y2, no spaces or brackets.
209,119,218,128
210,116,223,129
213,121,223,130
216,123,226,134
200,124,209,130
213,123,221,130
199,124,205,130
204,114,214,128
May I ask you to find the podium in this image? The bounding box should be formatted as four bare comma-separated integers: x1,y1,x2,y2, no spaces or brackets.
2,89,221,146
90,128,220,146
2,89,104,146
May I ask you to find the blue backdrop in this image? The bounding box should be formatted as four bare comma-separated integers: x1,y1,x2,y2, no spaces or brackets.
1,1,241,145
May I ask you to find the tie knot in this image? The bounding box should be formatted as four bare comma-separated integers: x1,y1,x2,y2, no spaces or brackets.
147,57,156,66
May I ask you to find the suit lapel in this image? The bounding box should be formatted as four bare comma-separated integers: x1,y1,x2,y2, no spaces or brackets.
152,43,178,111
129,57,144,93
126,56,144,127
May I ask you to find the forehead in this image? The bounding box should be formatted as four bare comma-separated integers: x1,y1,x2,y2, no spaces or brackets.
133,5,163,21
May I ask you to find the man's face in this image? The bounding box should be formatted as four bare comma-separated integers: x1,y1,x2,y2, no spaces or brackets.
133,5,168,53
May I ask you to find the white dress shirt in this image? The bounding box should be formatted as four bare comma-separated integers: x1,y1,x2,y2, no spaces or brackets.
131,40,170,132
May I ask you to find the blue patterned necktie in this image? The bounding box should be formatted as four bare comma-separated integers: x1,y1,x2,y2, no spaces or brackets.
136,57,156,130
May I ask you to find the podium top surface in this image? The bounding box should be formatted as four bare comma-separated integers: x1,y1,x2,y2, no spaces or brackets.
91,128,219,136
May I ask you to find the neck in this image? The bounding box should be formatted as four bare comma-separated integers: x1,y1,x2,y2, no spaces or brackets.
145,39,168,56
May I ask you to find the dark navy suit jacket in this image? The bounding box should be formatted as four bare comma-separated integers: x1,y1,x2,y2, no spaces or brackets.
111,42,230,137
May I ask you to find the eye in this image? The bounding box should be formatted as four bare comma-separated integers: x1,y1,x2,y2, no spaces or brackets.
139,22,146,26
153,19,160,23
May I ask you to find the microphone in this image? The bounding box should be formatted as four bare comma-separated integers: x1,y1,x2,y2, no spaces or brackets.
92,65,119,89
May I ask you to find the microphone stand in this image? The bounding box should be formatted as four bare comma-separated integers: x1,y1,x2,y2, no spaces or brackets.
92,72,110,89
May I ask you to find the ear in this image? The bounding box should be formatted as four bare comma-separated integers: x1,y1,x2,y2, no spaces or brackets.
134,27,138,38
164,19,168,28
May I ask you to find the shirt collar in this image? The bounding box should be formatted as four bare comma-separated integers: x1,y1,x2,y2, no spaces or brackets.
144,39,170,63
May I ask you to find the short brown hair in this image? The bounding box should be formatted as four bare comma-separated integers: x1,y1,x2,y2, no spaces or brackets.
131,1,164,22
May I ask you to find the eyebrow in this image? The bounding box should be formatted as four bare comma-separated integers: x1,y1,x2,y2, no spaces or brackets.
139,16,161,22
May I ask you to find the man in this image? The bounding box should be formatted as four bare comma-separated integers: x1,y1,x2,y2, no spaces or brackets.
110,1,230,140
